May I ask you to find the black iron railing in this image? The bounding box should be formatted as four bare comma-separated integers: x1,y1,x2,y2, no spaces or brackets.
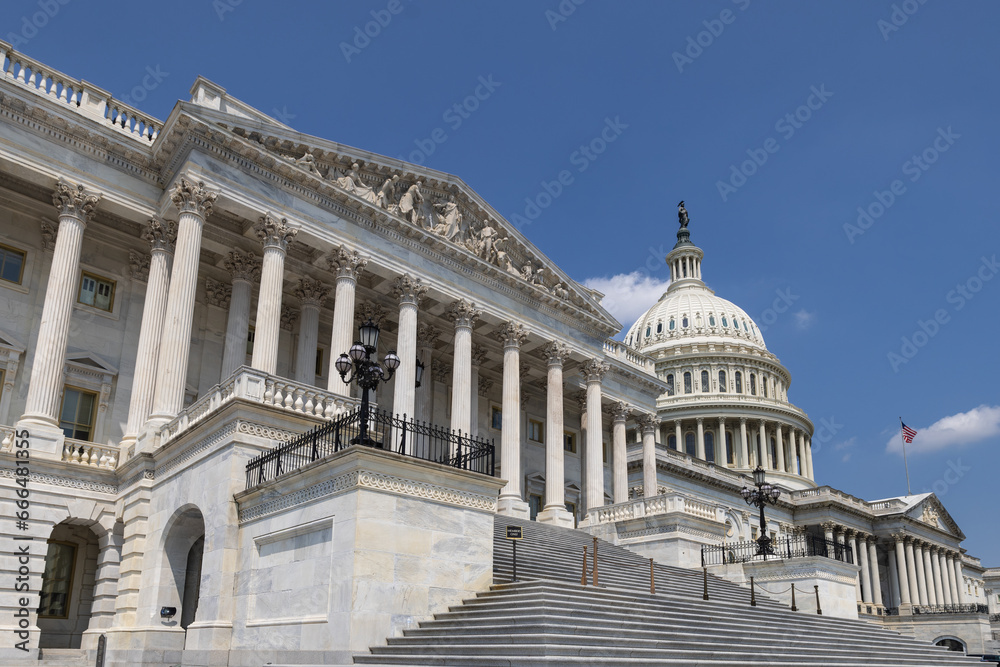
913,604,989,615
990,613,1000,622
245,407,495,489
701,534,851,566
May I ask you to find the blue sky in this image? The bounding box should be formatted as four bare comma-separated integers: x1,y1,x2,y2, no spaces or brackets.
11,1,999,561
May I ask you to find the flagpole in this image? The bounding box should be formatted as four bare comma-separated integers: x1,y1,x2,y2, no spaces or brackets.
899,417,912,496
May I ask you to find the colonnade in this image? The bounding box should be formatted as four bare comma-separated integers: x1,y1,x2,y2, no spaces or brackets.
889,533,967,609
660,416,814,479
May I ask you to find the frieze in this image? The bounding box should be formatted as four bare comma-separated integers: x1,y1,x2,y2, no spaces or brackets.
0,466,116,495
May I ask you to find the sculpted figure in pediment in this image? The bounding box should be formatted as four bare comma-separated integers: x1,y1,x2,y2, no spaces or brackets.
295,150,321,176
399,180,424,225
432,194,465,241
376,175,401,212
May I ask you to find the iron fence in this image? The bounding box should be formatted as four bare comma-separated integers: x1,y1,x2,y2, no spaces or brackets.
245,407,495,489
913,604,989,615
702,534,851,566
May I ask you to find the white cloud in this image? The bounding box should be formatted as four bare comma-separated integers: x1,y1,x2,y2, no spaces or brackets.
885,405,1000,455
834,437,856,462
794,309,816,331
583,272,671,333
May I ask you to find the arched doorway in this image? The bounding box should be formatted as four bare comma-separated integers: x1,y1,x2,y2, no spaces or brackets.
37,522,101,649
160,507,206,636
935,637,966,652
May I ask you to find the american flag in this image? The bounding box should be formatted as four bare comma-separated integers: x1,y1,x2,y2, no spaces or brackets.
901,422,917,443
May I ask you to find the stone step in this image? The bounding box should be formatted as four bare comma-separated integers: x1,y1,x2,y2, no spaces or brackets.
36,648,91,666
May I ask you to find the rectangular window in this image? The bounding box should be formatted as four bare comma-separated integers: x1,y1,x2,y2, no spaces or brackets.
0,243,26,284
603,441,609,464
527,419,543,443
565,501,577,520
246,326,256,356
563,431,577,454
528,494,542,520
59,386,97,441
37,541,76,618
315,348,325,377
491,405,502,430
78,271,115,312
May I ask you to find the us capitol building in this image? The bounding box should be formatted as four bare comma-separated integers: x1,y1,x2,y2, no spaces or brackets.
0,43,996,666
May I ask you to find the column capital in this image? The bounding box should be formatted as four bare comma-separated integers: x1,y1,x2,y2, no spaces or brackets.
581,358,610,383
356,301,387,327
821,521,838,532
280,304,298,331
471,344,489,367
417,322,442,343
718,416,727,425
224,249,261,283
433,362,451,383
391,274,428,305
52,179,101,222
638,413,659,434
255,212,298,250
448,299,482,329
739,416,748,425
128,250,150,282
891,532,907,543
542,341,570,366
293,277,330,308
204,277,232,308
495,320,527,348
39,220,57,250
478,376,494,397
170,175,217,217
326,244,368,281
696,416,704,425
142,217,176,253
575,391,588,412
611,401,631,424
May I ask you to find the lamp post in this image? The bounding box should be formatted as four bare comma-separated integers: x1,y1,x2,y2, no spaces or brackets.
741,465,782,557
334,318,400,447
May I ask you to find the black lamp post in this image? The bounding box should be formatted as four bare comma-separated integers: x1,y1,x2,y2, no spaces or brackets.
334,318,400,447
741,466,782,557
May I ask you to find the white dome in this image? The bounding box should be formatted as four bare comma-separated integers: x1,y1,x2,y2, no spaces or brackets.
624,282,767,353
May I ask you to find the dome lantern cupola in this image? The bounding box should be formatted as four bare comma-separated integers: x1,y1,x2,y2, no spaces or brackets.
666,200,704,289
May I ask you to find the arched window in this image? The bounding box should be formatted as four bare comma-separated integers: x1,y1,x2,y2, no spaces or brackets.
667,434,677,450
750,374,757,395
722,316,728,327
685,432,696,456
669,318,675,330
645,326,651,337
735,371,742,393
701,370,710,392
709,314,716,326
705,432,715,462
763,377,768,398
683,372,692,394
770,437,777,468
718,370,727,392
726,432,734,464
743,321,749,332
656,322,662,333
666,374,674,396
682,316,689,328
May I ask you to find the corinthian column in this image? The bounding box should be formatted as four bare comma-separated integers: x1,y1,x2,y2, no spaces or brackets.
775,424,786,472
904,537,921,607
913,541,929,606
250,213,296,374
150,177,217,422
537,342,573,527
952,554,966,604
759,421,770,469
939,549,954,606
858,532,873,603
293,278,330,385
739,417,749,468
496,321,529,518
695,417,705,460
582,358,610,514
20,180,101,433
391,275,426,421
448,300,481,436
893,534,911,605
869,537,884,606
611,402,631,504
470,344,488,436
639,413,659,498
922,544,937,606
221,250,260,380
122,218,175,445
326,245,367,395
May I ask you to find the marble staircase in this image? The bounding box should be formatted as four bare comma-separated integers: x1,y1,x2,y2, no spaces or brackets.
354,515,979,666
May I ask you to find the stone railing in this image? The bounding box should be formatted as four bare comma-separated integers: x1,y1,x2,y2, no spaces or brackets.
0,41,161,142
869,499,909,513
62,439,118,469
159,367,361,446
789,486,872,513
588,491,725,526
603,338,656,374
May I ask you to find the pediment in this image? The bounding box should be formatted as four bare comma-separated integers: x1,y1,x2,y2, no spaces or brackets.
0,329,26,354
169,102,621,336
908,495,964,540
65,352,117,375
